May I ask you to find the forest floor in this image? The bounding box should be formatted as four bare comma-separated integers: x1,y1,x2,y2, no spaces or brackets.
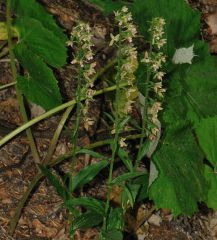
0,0,217,239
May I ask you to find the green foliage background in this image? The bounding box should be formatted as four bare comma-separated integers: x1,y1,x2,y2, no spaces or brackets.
88,0,217,216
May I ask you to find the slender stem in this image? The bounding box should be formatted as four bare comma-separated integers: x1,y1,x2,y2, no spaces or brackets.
0,81,16,90
0,83,128,147
103,50,122,230
6,0,40,164
70,69,83,173
8,132,144,236
134,47,152,170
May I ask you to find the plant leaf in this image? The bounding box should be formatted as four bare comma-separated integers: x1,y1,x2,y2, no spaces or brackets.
71,211,103,232
11,0,66,41
184,56,217,119
107,207,124,231
195,116,217,167
132,0,200,59
204,165,217,209
111,172,145,185
76,149,106,159
149,129,207,216
15,44,62,110
15,17,66,68
39,165,69,201
66,197,105,216
117,148,133,172
70,160,108,192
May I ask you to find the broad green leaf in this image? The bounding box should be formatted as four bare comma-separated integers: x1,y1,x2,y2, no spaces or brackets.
76,149,105,159
204,165,217,209
15,44,62,110
111,172,145,185
118,148,133,172
66,197,105,216
71,211,103,232
149,129,207,216
39,165,69,201
195,116,217,167
162,72,189,129
11,0,66,41
15,17,66,68
132,0,200,59
184,56,217,119
70,160,108,192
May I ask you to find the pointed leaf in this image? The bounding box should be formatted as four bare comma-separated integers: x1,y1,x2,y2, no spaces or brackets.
76,149,106,159
66,197,105,216
40,165,69,201
111,172,145,185
70,160,108,192
118,148,133,172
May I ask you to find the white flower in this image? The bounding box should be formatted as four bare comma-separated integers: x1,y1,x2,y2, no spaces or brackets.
119,137,127,147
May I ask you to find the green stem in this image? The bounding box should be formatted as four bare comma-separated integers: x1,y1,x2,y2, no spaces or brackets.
8,132,144,236
0,81,16,90
134,51,152,170
70,70,83,173
103,50,122,231
0,83,128,147
6,0,40,164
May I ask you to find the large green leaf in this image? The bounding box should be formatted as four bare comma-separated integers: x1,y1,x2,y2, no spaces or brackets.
10,0,66,109
196,116,217,167
15,17,66,68
204,165,217,209
11,0,66,41
184,56,217,119
70,160,108,192
15,44,62,110
133,0,200,59
149,129,207,216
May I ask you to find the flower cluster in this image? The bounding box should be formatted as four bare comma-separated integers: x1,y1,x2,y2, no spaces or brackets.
149,17,167,49
141,17,167,140
110,6,138,115
67,21,96,131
